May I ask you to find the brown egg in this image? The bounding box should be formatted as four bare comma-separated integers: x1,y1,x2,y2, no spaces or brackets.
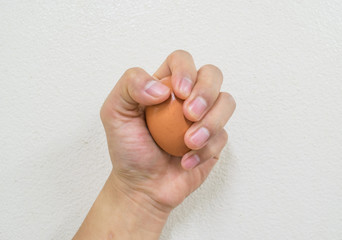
145,76,192,157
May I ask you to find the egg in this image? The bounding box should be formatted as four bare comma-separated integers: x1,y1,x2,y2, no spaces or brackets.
145,76,192,157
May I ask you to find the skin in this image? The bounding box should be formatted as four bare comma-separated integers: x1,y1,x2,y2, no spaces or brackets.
73,50,236,240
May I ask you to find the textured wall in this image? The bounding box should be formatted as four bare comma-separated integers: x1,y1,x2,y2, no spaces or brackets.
1,1,342,239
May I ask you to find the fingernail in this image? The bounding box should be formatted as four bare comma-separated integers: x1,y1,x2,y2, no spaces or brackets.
182,154,200,170
145,80,170,97
179,77,193,97
190,127,210,147
188,96,207,119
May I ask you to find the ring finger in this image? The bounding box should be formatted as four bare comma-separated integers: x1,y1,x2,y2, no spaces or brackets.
184,92,236,150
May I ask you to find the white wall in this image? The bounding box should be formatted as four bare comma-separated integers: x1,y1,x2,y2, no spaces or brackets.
1,1,342,239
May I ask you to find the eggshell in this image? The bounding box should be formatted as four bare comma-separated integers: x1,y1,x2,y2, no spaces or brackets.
145,76,192,157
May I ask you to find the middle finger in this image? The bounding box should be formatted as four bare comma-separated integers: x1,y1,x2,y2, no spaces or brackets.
183,64,224,122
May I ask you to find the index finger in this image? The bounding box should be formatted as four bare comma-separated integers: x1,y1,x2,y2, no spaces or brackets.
153,50,197,99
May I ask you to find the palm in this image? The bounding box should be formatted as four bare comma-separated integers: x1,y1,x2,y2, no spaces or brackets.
108,114,211,208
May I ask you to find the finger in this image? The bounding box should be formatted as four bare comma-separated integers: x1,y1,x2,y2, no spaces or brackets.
184,92,236,150
183,64,223,122
153,50,197,99
181,129,228,170
100,67,171,124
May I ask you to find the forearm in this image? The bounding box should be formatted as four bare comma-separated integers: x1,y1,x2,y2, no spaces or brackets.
73,172,169,240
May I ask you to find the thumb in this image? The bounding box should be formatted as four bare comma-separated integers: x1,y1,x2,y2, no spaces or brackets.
101,67,170,126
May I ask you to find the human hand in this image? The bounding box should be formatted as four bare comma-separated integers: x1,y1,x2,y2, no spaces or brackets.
74,50,236,240
101,50,235,210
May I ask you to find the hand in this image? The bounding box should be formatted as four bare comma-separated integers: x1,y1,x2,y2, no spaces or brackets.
74,50,236,240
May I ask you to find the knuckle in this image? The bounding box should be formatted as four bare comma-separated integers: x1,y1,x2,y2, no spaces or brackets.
200,64,223,77
222,129,229,144
201,64,221,72
221,92,236,110
169,49,193,61
99,103,108,123
100,102,123,129
220,91,231,99
228,94,236,110
124,67,144,82
231,96,237,110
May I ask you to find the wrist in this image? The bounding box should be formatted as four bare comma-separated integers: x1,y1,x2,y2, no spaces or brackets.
74,171,170,240
107,171,170,237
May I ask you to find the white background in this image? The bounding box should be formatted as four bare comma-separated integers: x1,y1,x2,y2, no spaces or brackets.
1,1,342,239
